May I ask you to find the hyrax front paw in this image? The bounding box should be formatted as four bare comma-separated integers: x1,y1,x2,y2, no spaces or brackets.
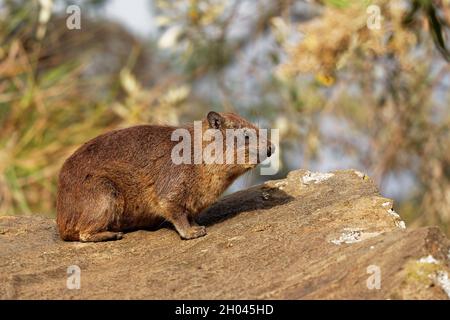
181,225,207,240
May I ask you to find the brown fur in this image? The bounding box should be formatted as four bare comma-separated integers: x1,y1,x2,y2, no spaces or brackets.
56,112,273,242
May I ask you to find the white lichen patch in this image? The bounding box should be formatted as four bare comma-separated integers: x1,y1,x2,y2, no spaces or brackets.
418,255,440,264
302,171,334,185
396,221,406,229
330,229,381,245
435,271,450,298
354,170,365,178
382,202,391,208
384,206,406,230
387,208,400,219
274,181,288,190
331,230,362,245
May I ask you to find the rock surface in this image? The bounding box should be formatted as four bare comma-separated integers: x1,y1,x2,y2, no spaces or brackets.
1,169,449,299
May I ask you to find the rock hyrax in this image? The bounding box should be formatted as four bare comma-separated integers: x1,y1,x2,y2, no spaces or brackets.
56,111,274,242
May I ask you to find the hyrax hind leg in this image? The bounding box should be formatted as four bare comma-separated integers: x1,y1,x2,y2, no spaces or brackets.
167,210,206,240
77,178,125,242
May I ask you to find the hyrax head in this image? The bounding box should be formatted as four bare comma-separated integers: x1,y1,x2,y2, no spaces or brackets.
204,111,274,169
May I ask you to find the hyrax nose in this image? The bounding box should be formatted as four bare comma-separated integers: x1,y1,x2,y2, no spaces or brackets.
267,144,275,157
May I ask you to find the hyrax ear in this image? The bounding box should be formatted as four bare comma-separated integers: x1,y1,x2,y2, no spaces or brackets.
207,111,223,129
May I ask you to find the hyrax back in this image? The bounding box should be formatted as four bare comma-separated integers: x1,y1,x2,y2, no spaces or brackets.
56,111,273,242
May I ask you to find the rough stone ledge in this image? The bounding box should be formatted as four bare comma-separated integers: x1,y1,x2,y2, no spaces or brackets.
1,169,449,299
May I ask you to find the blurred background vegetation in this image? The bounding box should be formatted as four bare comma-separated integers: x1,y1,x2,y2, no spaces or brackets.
1,0,450,235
